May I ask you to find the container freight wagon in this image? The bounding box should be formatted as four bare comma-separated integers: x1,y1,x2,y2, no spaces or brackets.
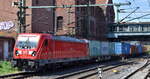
109,42,115,56
100,42,112,60
130,45,139,56
88,40,101,57
100,42,109,55
122,43,131,56
114,42,131,56
136,44,143,55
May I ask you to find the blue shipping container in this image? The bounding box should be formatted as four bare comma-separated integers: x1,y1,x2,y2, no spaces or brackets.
122,43,131,55
114,42,131,56
109,42,115,55
100,42,109,55
137,45,143,54
114,42,122,55
89,40,101,57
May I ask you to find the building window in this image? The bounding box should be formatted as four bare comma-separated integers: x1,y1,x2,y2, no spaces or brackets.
57,16,63,30
76,0,80,5
36,0,39,5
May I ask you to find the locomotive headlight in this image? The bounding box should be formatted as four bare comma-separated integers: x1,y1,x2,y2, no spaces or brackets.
32,51,36,56
15,50,22,56
28,51,33,55
15,51,19,56
28,51,36,56
18,51,22,54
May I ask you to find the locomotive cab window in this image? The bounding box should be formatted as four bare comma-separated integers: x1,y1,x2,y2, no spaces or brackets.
16,35,40,49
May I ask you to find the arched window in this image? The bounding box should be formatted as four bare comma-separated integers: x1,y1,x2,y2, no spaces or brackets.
57,16,63,30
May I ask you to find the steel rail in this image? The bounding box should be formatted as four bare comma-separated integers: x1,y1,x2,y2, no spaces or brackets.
0,72,36,79
124,60,150,79
144,69,150,79
78,62,132,79
55,62,132,79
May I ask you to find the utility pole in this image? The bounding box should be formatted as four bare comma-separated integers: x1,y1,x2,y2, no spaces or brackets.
115,5,120,23
17,0,26,33
15,0,130,34
87,0,91,38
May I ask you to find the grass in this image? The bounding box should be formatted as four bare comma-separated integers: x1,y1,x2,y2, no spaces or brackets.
0,61,19,75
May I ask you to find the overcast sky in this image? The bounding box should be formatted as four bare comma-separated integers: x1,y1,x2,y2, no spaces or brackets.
113,0,150,23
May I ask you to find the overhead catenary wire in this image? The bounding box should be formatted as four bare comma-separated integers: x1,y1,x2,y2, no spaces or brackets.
125,14,150,22
120,11,150,13
131,0,150,22
115,0,134,22
119,7,139,22
124,0,140,22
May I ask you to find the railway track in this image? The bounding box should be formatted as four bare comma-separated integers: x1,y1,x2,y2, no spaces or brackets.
0,58,146,79
0,72,36,79
55,61,133,79
123,59,150,79
144,69,150,79
0,60,118,79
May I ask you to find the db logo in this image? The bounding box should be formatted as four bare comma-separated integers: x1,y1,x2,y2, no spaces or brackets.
23,51,28,54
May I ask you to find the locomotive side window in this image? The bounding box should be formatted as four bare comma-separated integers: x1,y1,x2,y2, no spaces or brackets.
44,39,48,46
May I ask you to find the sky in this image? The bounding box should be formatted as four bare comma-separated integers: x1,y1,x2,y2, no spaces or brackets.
113,0,150,23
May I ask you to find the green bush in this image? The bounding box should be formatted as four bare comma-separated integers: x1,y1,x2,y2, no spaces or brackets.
0,61,18,75
146,51,150,55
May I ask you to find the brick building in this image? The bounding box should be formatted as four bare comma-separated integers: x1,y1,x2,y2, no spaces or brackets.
54,0,115,40
0,0,32,60
32,0,55,33
0,0,114,60
4,0,114,39
75,0,115,40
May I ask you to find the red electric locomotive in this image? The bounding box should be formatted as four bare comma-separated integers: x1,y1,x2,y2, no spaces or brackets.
13,33,88,71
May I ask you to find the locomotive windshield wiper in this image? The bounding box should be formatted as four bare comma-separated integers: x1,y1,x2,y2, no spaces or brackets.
24,38,32,49
18,38,31,49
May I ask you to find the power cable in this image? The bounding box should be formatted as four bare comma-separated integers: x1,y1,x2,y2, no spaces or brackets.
120,7,139,22
125,13,150,22
133,0,150,22
122,0,140,22
129,0,140,22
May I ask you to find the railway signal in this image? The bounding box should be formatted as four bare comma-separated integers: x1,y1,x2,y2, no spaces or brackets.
13,0,26,33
